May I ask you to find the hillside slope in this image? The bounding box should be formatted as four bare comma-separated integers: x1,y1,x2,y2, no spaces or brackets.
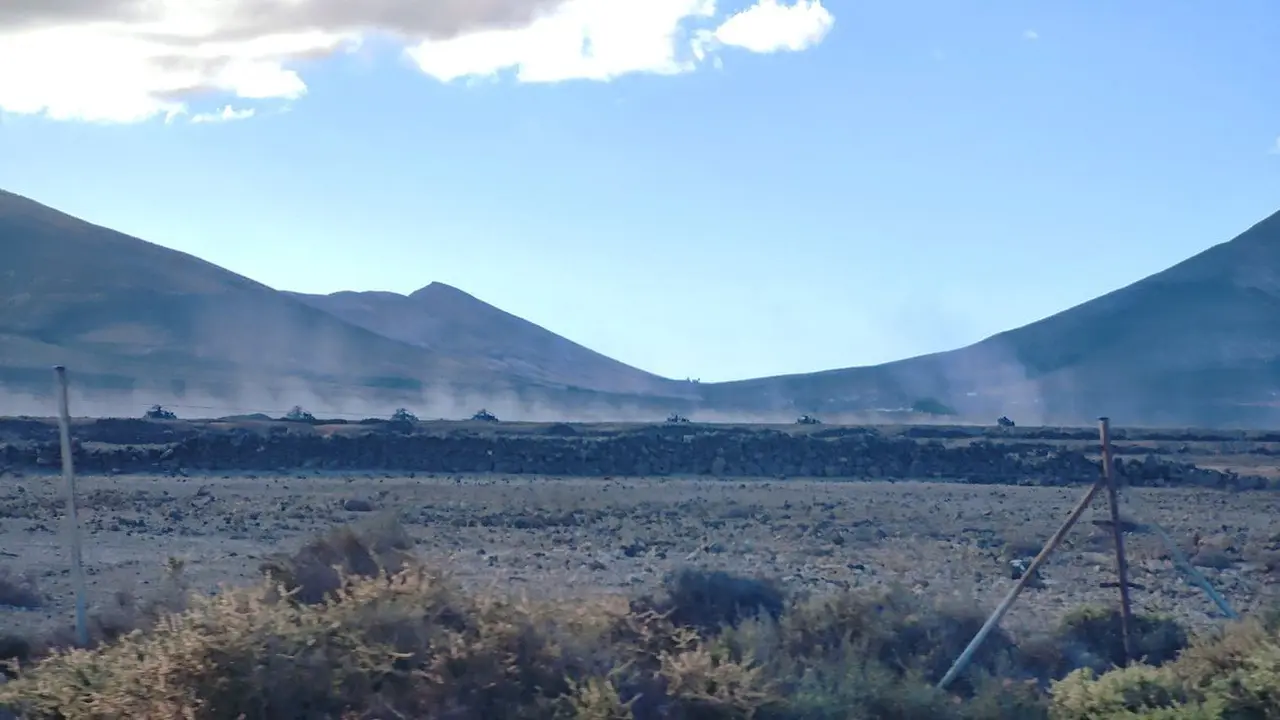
0,190,523,402
5,187,1278,426
287,284,688,397
708,209,1280,426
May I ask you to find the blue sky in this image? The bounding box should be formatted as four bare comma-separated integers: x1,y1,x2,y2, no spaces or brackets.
2,0,1279,382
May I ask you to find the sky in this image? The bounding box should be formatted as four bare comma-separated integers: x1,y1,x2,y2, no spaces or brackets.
2,0,1279,383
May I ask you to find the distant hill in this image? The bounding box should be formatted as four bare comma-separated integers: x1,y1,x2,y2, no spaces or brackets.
286,284,682,396
0,189,696,418
3,187,1278,426
0,190,557,409
707,209,1280,427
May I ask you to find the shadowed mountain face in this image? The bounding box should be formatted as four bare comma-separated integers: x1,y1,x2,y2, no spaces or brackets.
2,187,1278,426
0,189,694,417
0,190,521,401
708,210,1280,427
286,285,682,396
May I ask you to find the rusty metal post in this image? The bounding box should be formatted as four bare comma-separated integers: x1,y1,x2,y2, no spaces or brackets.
937,473,1108,690
1099,416,1134,665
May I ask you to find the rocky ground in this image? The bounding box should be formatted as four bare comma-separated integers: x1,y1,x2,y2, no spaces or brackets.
2,470,1278,648
3,417,1278,489
2,418,1278,654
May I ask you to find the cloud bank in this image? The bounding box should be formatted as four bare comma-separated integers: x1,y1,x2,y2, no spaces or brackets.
0,0,834,123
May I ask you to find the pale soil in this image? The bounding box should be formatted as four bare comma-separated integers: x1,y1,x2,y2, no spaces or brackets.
1,472,1278,644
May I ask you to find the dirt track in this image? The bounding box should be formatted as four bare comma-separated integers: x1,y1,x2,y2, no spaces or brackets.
3,469,1278,647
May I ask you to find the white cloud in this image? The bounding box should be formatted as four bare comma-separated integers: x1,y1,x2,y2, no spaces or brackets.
710,0,834,54
0,0,834,123
191,104,256,123
406,0,834,82
1023,29,1039,40
1270,136,1280,155
0,21,344,123
406,0,719,83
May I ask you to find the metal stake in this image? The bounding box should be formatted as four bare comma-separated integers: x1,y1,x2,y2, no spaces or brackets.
937,473,1107,690
54,366,89,647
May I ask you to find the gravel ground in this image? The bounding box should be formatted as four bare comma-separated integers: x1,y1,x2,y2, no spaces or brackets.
2,471,1278,643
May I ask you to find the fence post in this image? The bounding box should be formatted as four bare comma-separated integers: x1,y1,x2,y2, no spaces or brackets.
937,473,1108,690
1098,417,1134,665
53,366,89,647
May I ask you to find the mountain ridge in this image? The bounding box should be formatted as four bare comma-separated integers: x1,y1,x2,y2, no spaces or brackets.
3,187,1279,426
285,283,684,397
707,208,1280,426
0,190,526,400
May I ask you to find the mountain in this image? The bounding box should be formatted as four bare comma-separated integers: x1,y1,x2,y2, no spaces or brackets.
708,209,1280,426
286,284,680,396
0,189,695,417
0,190,547,406
3,186,1279,426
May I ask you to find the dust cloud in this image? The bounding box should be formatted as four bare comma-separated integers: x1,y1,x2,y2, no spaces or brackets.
0,379,752,423
0,263,1185,426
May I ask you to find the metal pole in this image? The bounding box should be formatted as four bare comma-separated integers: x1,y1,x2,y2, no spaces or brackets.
1146,516,1237,619
1099,417,1134,665
1104,463,1237,619
54,366,89,647
937,474,1107,690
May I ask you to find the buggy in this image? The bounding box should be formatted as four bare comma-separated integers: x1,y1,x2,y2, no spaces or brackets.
144,405,177,420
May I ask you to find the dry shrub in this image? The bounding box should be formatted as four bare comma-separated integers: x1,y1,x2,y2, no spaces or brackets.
259,511,415,604
0,568,463,719
0,524,786,720
0,567,786,720
0,567,41,610
1050,613,1280,718
635,567,786,632
0,634,32,676
779,586,1019,686
1016,604,1190,683
0,517,1267,720
1061,605,1187,669
712,585,1048,720
30,555,195,656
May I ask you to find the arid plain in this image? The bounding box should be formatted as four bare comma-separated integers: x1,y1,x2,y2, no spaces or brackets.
3,417,1279,647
